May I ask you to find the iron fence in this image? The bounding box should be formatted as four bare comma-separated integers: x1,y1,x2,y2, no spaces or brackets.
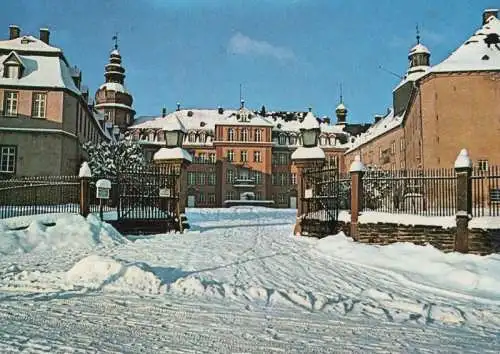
361,168,457,216
471,166,500,217
0,176,80,218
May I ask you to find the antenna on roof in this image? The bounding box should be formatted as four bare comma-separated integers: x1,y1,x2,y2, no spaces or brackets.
416,24,421,44
378,65,403,79
239,83,243,107
112,32,119,50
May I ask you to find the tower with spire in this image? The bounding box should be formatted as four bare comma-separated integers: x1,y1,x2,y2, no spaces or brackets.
335,83,347,125
94,33,135,131
407,25,431,75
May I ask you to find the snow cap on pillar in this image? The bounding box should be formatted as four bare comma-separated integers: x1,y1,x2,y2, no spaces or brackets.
153,147,193,162
302,109,320,130
349,155,365,172
79,161,92,178
454,148,472,169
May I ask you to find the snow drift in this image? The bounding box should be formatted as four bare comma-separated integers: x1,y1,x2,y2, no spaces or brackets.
0,214,127,255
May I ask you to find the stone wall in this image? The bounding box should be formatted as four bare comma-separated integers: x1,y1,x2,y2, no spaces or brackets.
337,221,500,255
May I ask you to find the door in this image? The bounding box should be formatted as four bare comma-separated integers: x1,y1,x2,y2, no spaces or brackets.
187,195,196,207
289,196,297,209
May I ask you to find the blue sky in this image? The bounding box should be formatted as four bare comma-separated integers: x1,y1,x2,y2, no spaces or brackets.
1,0,497,123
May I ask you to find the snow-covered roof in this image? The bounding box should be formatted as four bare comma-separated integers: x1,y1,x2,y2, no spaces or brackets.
393,65,430,92
0,52,80,94
346,108,403,153
409,43,430,55
94,102,134,111
0,35,61,53
336,103,347,111
431,16,500,73
99,82,129,94
110,49,120,56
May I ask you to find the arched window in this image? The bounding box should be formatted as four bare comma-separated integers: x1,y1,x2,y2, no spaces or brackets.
278,134,287,145
188,133,196,143
289,135,297,145
199,133,206,143
228,128,234,141
320,136,328,146
241,129,249,141
255,129,262,142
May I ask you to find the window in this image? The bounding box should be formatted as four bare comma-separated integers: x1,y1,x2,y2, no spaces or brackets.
225,191,234,201
289,135,297,145
209,153,216,164
4,91,18,116
227,150,234,162
278,194,287,204
320,136,328,145
199,133,206,143
208,173,216,185
400,139,405,152
279,153,288,165
272,153,278,164
6,65,19,78
391,141,396,155
208,193,216,204
478,160,489,172
198,172,206,185
228,128,234,141
187,172,196,185
291,173,297,185
255,129,262,142
198,152,206,162
241,129,249,142
278,134,287,145
240,150,248,162
254,171,262,184
226,169,234,183
255,191,262,200
272,173,277,185
0,146,16,173
198,192,205,203
188,133,196,143
253,151,261,162
280,173,288,186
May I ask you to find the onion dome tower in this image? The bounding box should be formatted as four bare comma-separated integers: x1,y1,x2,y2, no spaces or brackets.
94,34,135,131
335,85,347,125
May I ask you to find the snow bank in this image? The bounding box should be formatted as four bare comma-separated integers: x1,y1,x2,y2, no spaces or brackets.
316,233,500,302
0,214,127,255
66,255,163,294
337,211,456,228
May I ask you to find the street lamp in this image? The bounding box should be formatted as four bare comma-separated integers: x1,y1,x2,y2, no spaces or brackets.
162,115,187,148
300,108,320,148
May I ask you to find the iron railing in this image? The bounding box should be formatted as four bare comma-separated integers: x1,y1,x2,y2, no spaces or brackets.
471,165,500,217
0,176,80,218
361,168,457,216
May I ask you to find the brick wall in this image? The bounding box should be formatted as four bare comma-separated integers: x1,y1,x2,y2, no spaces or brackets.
338,220,500,255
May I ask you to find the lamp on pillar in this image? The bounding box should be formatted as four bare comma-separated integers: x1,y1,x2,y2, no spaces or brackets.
153,114,192,233
291,108,325,236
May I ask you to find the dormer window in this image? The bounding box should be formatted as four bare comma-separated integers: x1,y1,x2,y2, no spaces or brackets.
188,133,196,143
2,51,24,79
278,134,287,145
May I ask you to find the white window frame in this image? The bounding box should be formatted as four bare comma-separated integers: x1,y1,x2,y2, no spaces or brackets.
241,129,249,142
254,151,261,162
226,169,234,183
0,146,16,173
241,150,248,162
32,92,47,118
228,128,234,141
227,150,234,162
291,173,297,185
4,91,18,116
255,129,262,142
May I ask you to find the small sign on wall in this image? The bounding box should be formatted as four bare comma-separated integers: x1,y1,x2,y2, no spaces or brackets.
96,179,111,199
159,188,171,198
305,188,313,199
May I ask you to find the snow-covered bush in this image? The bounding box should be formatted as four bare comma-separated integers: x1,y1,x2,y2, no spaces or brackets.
82,138,145,176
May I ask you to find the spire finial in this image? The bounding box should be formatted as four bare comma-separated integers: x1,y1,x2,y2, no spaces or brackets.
416,24,420,44
112,32,119,50
339,83,343,104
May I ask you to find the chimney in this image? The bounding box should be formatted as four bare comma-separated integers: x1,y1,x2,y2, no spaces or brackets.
217,106,224,115
374,115,384,124
161,107,167,117
176,102,181,111
9,25,20,40
39,28,50,44
483,9,498,24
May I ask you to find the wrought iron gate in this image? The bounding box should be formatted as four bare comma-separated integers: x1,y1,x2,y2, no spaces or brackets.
300,166,342,236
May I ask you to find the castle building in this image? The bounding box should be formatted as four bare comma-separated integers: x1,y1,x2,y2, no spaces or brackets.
94,39,135,132
345,9,500,172
130,101,361,208
0,26,115,177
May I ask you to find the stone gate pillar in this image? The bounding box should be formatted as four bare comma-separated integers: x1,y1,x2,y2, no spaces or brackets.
154,148,192,233
349,155,365,241
454,148,472,253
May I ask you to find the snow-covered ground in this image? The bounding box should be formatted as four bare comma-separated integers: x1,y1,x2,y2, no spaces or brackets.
0,208,499,353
